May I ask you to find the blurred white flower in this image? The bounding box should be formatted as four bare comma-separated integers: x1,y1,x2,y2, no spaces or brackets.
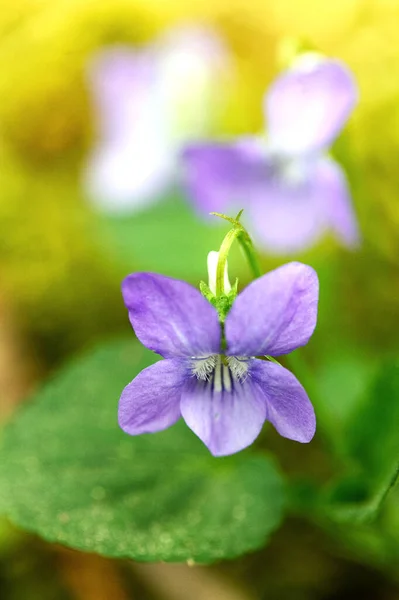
84,25,230,214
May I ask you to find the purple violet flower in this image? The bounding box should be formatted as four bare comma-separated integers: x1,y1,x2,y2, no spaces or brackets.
84,26,229,214
118,261,318,456
183,55,359,253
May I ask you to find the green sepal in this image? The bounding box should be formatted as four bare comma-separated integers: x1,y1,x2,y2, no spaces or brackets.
199,281,214,302
264,355,282,366
228,278,239,300
200,278,239,323
212,294,232,323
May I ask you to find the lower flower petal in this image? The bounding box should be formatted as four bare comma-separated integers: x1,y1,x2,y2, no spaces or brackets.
316,157,360,248
251,360,316,443
85,140,174,214
118,359,187,435
180,370,267,456
248,169,327,254
248,156,359,254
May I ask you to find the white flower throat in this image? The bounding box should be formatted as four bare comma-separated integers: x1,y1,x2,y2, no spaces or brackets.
191,355,249,391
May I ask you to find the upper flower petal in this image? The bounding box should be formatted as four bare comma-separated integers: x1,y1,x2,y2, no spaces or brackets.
87,48,161,143
182,138,268,215
118,358,187,435
225,262,318,357
251,360,316,442
265,57,357,155
180,362,267,456
122,272,221,358
316,157,360,248
155,25,230,143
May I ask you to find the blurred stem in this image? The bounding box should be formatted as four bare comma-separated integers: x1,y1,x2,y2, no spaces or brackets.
237,229,262,280
211,210,262,295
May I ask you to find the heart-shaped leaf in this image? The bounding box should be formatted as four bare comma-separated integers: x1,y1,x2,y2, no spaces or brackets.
0,339,285,563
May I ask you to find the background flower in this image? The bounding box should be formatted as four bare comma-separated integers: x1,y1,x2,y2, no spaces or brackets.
183,56,359,253
84,25,231,213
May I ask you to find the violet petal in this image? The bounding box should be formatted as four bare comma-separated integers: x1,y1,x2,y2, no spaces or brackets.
122,273,221,358
118,358,187,435
317,157,360,247
248,155,359,253
180,363,267,456
251,360,316,442
247,163,328,254
266,58,357,155
87,48,161,143
225,262,318,357
85,48,174,212
182,138,268,216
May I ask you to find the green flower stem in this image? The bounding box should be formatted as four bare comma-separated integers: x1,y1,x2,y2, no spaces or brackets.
236,229,263,281
211,211,262,295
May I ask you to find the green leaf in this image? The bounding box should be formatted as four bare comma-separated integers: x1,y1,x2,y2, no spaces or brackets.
324,359,399,522
315,350,378,450
346,361,399,476
96,195,248,282
0,339,285,563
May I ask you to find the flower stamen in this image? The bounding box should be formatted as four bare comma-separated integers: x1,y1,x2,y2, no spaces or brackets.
191,354,250,390
191,355,217,381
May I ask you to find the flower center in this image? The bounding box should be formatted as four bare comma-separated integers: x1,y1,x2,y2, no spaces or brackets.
191,354,250,392
270,155,309,189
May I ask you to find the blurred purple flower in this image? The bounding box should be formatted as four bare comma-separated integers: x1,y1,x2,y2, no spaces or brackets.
118,262,318,456
84,26,229,213
183,56,359,253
